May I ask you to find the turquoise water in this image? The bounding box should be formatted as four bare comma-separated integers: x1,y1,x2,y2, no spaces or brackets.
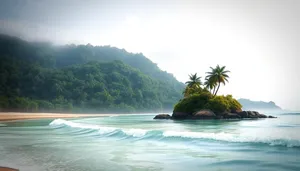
0,113,300,171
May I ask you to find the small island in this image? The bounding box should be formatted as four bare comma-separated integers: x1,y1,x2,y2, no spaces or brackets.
154,65,276,120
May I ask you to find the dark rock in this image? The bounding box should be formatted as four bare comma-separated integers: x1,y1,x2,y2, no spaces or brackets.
169,110,276,120
215,115,224,119
257,113,267,118
237,111,248,118
250,111,267,118
246,111,267,118
253,111,260,115
154,114,172,119
231,109,243,113
172,112,189,120
246,111,259,118
192,109,216,119
237,111,267,119
223,112,241,119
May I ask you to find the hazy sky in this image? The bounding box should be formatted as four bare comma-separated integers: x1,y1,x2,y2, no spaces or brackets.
0,0,299,110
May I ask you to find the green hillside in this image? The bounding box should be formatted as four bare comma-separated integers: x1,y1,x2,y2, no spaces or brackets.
0,34,184,113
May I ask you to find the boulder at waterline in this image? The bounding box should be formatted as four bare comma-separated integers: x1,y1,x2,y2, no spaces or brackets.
192,109,216,119
223,112,241,119
153,114,172,119
237,111,248,118
172,112,189,120
245,111,268,118
154,110,276,120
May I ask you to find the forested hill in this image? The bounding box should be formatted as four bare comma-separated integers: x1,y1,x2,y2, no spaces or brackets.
0,34,185,113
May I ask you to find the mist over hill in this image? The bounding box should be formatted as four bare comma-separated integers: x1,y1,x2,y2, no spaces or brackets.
238,98,283,113
0,34,184,113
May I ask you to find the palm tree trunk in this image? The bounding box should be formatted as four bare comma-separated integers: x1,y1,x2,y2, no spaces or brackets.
212,86,216,95
214,81,221,97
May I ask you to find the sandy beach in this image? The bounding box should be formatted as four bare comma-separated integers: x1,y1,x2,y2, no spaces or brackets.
0,167,19,171
0,112,118,122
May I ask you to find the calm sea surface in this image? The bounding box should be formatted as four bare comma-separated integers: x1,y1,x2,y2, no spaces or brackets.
0,113,300,171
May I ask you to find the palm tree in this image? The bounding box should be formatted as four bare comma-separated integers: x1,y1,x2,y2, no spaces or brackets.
185,73,202,88
204,77,217,94
205,65,230,96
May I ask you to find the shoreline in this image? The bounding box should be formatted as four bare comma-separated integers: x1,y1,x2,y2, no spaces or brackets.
0,112,119,122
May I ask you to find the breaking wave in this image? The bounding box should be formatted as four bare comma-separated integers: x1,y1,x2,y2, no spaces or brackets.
49,119,300,148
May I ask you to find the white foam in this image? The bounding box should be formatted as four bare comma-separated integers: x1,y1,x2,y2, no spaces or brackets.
163,131,300,147
123,129,147,137
49,119,300,147
163,131,236,141
50,119,147,137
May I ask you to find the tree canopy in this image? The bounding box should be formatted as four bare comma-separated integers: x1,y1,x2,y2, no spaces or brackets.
185,73,202,88
175,65,242,115
0,34,184,113
205,65,230,96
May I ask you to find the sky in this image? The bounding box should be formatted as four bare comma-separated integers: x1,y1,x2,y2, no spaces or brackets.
0,0,299,110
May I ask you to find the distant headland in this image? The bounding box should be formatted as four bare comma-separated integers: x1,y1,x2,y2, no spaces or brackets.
238,98,282,112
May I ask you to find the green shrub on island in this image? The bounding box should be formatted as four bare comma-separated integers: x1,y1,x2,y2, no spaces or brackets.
174,94,242,115
225,95,242,112
173,65,243,115
174,92,213,114
183,85,210,98
204,96,230,114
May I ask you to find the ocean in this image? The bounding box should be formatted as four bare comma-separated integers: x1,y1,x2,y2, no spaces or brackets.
0,113,300,171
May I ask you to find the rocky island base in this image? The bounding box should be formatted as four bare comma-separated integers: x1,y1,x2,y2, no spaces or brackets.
154,110,277,120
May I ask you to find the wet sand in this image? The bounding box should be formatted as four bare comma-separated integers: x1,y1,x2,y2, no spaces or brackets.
0,112,118,122
0,112,118,171
0,167,19,171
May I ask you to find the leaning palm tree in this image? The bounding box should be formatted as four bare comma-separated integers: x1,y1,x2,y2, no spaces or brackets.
204,77,217,94
205,65,230,96
185,73,202,88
